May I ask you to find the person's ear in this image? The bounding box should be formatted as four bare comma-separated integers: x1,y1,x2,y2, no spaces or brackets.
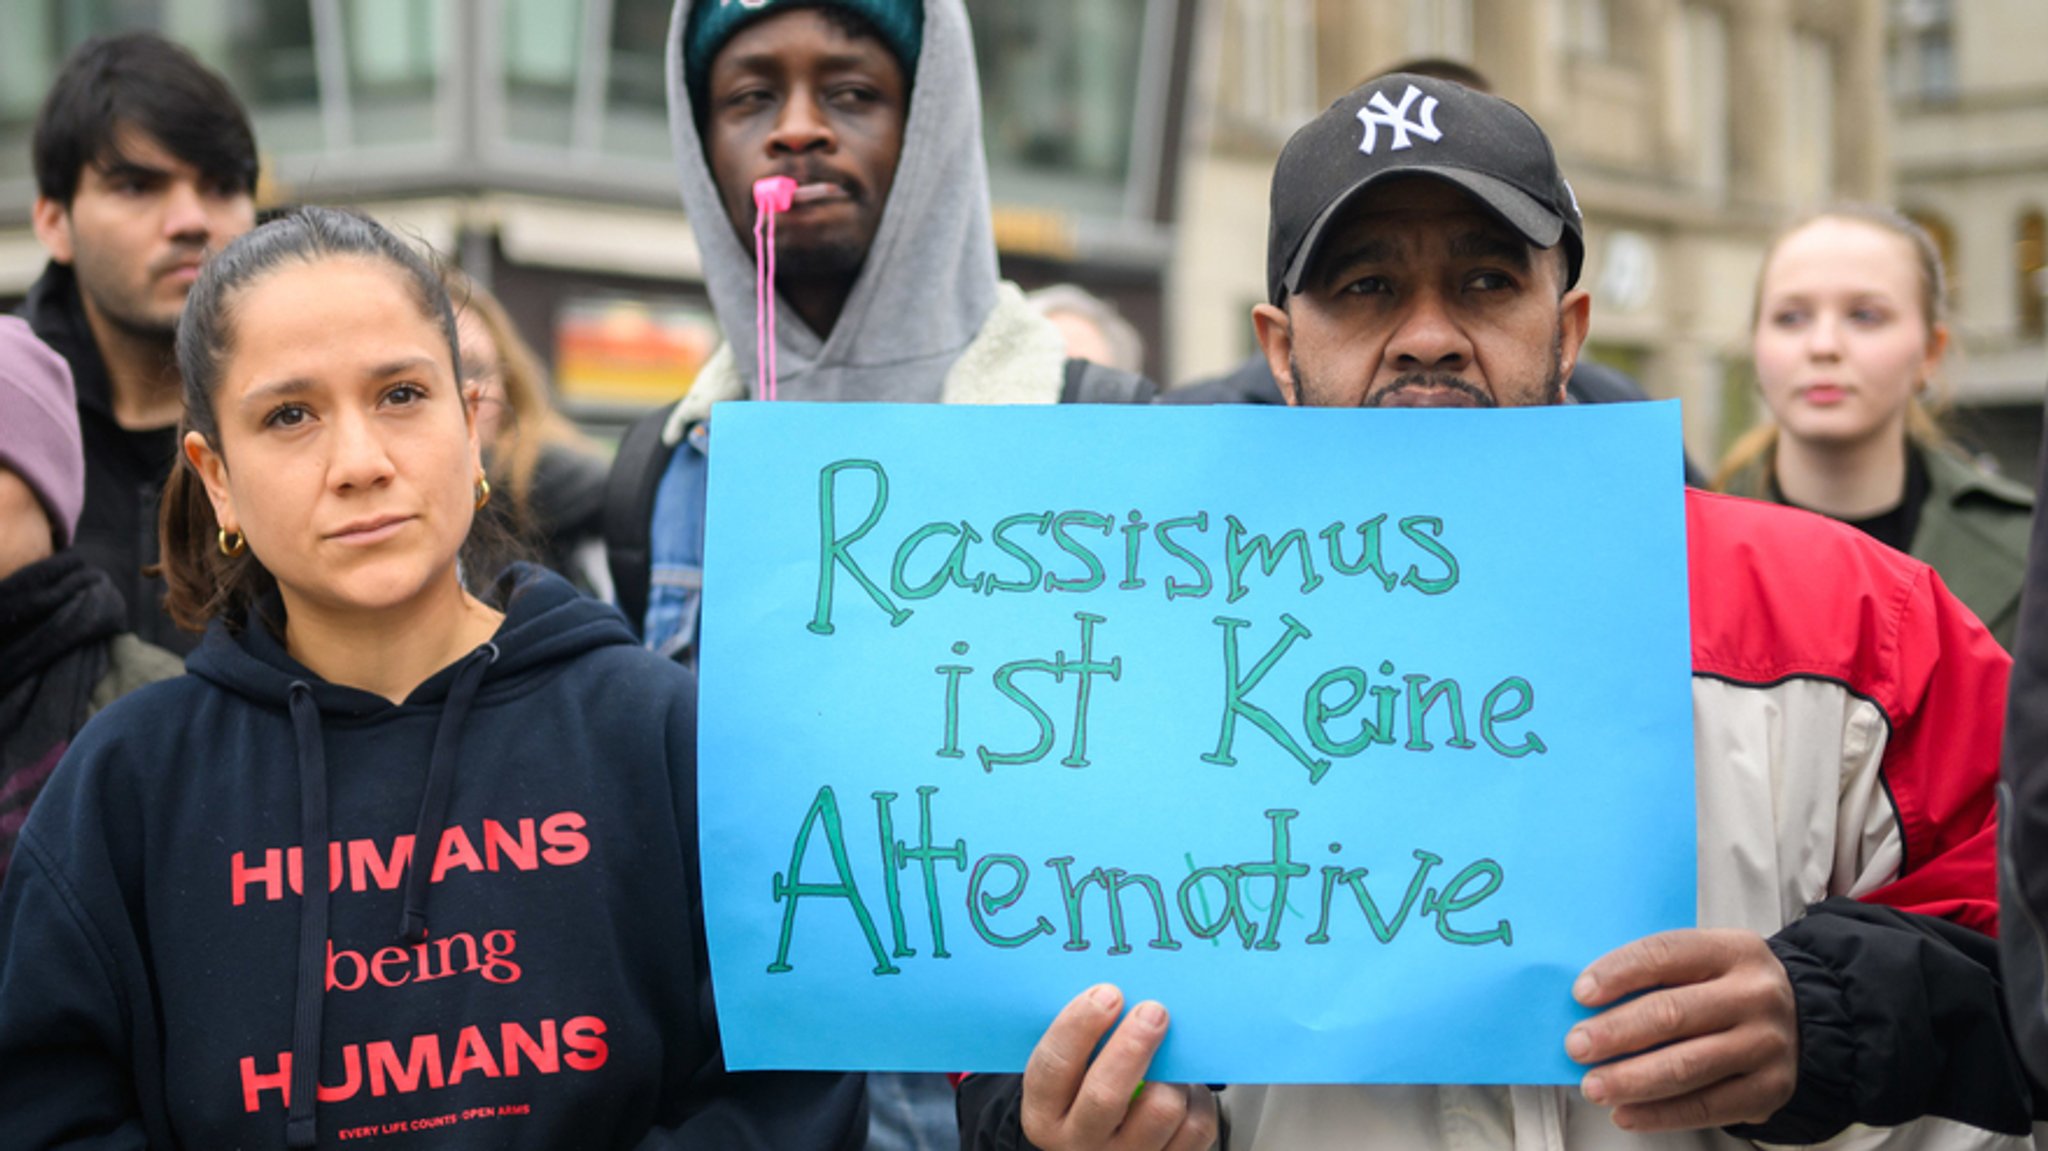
1920,321,1952,395
1253,303,1300,407
31,196,75,265
1555,288,1592,401
184,430,238,535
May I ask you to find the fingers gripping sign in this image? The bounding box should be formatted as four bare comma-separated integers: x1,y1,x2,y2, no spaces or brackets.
1022,984,1221,1151
1566,929,1799,1133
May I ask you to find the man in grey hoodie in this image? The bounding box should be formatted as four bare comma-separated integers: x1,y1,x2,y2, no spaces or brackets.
604,3,1151,1147
604,0,1151,663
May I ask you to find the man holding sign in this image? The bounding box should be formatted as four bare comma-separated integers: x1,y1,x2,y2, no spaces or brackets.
962,75,2028,1150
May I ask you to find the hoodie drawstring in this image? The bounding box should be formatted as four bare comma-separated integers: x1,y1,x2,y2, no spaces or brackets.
399,643,498,944
280,643,499,1149
753,176,795,401
284,682,328,1150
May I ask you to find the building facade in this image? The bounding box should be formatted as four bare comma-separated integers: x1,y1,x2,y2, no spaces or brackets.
0,0,1195,425
1889,0,2048,476
6,1,2033,475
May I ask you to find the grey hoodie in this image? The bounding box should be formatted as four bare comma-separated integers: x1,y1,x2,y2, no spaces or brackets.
666,0,1001,404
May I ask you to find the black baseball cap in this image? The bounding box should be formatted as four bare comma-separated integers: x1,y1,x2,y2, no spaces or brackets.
1267,72,1584,304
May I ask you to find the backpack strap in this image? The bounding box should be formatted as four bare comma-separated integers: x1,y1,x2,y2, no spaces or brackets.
1061,357,1158,404
602,404,677,635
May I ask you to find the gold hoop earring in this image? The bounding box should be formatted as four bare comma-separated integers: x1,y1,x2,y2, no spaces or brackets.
475,475,492,511
218,528,247,558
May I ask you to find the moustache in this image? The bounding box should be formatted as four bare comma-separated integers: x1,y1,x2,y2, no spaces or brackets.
1368,373,1495,408
769,163,862,201
149,246,212,279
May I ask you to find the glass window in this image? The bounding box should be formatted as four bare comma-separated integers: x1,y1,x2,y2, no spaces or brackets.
498,0,673,162
345,0,446,149
0,0,327,184
1787,32,1835,208
503,0,583,149
1215,0,1316,141
602,0,674,160
0,5,63,189
199,3,323,157
1889,0,1955,102
967,0,1147,218
1676,2,1729,201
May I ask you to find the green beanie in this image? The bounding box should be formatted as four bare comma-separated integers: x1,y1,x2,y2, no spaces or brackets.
684,0,923,109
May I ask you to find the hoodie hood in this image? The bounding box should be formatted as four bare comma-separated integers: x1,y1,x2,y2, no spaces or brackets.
666,0,1000,403
185,563,635,716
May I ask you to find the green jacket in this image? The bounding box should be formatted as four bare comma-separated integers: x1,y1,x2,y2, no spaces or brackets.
1722,446,2034,648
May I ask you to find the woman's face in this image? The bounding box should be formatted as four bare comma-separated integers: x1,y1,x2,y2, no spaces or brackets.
1752,217,1946,452
454,306,507,448
187,256,478,619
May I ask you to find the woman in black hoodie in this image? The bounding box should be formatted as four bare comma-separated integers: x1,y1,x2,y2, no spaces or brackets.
0,207,864,1149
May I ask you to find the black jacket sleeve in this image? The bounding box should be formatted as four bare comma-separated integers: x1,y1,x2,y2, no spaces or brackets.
0,833,171,1150
1727,897,2033,1143
958,1072,1037,1151
2001,394,2048,1104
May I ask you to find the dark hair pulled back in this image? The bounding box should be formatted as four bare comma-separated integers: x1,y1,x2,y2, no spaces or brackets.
159,206,499,632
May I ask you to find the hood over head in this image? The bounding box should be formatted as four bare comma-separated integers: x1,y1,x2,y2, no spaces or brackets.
666,0,999,403
683,0,924,113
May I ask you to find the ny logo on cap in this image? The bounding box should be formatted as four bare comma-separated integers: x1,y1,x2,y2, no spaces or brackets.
1356,84,1443,155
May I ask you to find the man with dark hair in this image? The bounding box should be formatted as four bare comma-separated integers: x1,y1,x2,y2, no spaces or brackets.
960,74,2030,1151
21,32,259,654
603,0,1151,665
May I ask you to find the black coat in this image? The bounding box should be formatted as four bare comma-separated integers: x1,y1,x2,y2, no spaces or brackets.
18,262,192,654
2000,399,2048,1108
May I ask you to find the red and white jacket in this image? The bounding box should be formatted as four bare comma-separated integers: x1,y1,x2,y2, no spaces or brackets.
963,491,2032,1150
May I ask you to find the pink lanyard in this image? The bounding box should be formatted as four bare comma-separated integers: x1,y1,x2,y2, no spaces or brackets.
752,176,796,402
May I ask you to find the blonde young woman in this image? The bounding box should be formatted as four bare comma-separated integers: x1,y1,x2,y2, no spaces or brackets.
1716,206,2033,646
442,272,612,594
0,208,863,1149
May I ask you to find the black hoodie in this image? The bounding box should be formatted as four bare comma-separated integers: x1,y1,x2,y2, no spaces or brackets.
0,565,864,1148
19,261,192,655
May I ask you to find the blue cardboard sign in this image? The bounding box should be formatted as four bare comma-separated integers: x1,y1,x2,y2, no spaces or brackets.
697,401,1695,1084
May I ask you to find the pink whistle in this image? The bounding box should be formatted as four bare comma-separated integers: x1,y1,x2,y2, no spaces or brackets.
754,175,796,214
752,177,796,402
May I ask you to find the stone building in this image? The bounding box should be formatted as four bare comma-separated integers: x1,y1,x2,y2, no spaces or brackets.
1889,0,2048,476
